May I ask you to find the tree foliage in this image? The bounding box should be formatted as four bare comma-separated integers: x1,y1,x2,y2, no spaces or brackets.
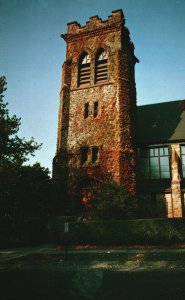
0,77,49,221
0,163,51,219
0,77,71,246
0,76,41,167
138,194,167,218
92,182,138,219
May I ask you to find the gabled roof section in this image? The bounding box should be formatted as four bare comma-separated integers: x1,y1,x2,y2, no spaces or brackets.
137,100,185,145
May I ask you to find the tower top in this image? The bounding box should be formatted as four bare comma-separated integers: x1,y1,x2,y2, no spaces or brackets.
62,9,126,40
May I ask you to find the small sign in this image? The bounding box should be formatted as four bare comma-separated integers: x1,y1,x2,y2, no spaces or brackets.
64,222,69,233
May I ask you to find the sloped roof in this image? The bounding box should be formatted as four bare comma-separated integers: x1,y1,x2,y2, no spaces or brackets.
137,100,185,145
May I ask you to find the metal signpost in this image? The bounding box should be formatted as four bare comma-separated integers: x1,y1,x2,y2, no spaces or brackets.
64,222,69,259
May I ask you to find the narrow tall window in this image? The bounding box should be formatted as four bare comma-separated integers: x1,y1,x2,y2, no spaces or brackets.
92,147,99,163
95,49,108,83
78,52,90,86
84,103,89,119
181,145,185,177
81,147,88,164
93,101,98,118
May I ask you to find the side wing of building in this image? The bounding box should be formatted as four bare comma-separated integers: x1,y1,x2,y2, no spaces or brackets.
137,100,185,217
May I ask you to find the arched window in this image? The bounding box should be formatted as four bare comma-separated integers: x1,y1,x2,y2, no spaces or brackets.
95,49,108,83
78,52,91,86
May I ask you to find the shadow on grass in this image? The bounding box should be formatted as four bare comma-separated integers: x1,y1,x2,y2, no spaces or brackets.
1,266,185,300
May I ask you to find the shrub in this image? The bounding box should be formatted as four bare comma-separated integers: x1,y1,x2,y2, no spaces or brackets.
47,217,185,246
92,182,138,219
138,194,167,218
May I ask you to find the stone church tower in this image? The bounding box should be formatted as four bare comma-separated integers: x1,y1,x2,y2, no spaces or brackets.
53,9,138,196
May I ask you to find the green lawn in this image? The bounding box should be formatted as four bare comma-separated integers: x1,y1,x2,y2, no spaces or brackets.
1,246,185,299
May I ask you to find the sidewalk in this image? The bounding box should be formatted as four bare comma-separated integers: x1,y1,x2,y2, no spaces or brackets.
1,243,185,263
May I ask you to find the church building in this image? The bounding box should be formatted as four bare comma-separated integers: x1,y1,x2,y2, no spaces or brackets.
53,9,185,218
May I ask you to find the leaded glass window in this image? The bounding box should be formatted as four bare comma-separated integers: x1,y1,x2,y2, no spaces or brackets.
140,146,170,179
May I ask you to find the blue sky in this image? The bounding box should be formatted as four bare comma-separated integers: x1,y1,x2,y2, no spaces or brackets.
0,0,185,171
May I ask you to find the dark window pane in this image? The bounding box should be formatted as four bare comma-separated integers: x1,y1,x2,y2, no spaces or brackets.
84,103,89,119
150,157,159,168
161,165,170,172
181,146,185,155
154,148,158,156
160,151,170,178
182,157,185,177
150,157,160,179
164,147,169,155
160,156,169,166
159,148,164,156
92,147,99,163
151,170,160,179
161,171,170,179
81,147,88,164
181,148,185,177
93,101,98,118
150,148,154,156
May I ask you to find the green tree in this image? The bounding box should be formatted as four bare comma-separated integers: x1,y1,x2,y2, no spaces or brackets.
92,182,138,219
0,76,41,167
0,77,48,217
0,162,52,247
0,78,52,245
0,163,51,219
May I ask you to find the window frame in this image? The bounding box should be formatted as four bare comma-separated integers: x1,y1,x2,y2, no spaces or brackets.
139,146,170,180
180,145,185,178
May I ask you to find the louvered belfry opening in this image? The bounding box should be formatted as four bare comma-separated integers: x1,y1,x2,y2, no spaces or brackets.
78,52,91,86
95,49,108,83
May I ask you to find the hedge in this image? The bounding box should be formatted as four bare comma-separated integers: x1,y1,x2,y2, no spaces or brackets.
0,217,48,248
2,217,185,247
47,217,185,246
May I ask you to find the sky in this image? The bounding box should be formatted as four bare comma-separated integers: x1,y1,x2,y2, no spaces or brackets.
0,0,185,172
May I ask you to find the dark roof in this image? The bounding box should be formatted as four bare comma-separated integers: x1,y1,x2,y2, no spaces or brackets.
137,100,185,145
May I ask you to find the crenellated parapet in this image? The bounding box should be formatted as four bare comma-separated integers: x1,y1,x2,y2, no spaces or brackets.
66,10,124,35
61,9,135,50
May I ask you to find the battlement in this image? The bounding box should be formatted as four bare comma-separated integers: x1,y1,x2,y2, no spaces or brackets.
66,9,125,35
